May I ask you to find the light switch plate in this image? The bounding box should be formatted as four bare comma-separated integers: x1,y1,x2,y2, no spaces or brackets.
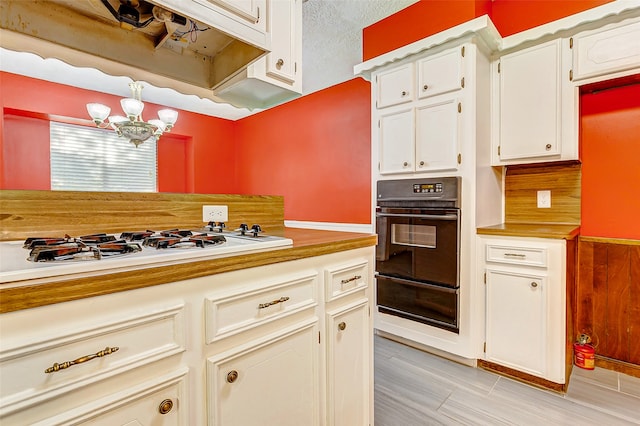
537,190,551,208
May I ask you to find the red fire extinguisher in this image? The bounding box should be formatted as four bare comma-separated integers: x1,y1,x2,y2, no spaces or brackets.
574,334,595,370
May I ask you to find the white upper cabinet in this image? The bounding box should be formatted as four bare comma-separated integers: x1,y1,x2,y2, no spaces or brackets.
193,0,267,34
376,64,414,109
415,98,461,171
417,48,463,99
212,0,303,109
493,38,576,165
571,18,640,82
379,108,415,174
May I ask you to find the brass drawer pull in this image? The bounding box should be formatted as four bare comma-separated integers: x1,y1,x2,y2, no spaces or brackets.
258,296,290,309
340,275,362,285
158,399,174,414
504,253,526,258
338,322,347,331
44,346,119,373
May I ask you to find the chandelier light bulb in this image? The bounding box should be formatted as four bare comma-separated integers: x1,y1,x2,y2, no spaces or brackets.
158,109,178,128
86,103,111,124
120,98,144,120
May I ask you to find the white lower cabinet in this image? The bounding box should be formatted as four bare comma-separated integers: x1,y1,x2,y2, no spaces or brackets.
0,247,374,425
326,299,370,426
479,236,566,384
207,320,319,426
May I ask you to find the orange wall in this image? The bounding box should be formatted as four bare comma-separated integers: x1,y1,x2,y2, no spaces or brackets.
580,81,640,240
234,79,372,223
0,72,236,194
362,0,613,60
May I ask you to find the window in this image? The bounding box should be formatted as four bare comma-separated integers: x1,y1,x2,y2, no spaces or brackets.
50,122,157,192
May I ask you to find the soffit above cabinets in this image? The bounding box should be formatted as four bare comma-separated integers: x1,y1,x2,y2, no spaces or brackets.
0,0,266,95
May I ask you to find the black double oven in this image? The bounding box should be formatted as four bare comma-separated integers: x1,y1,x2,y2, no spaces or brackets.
376,177,461,333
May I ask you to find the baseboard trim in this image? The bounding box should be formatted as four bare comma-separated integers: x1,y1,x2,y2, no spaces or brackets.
477,359,566,393
595,355,640,379
284,220,373,234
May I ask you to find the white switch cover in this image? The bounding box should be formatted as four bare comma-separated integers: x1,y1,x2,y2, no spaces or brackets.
537,190,551,208
203,205,228,222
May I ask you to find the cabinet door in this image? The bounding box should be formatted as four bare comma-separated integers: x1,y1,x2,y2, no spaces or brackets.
210,0,264,25
415,98,460,171
376,64,414,109
265,0,299,84
485,270,546,377
379,108,414,174
326,299,369,426
207,320,319,426
498,39,562,160
417,47,463,99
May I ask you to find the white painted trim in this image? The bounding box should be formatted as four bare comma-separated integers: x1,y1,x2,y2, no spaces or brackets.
285,221,373,234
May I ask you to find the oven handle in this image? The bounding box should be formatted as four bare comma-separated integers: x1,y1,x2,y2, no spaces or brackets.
376,213,458,221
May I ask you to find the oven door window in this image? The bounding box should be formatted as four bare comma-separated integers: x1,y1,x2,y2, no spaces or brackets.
392,223,436,248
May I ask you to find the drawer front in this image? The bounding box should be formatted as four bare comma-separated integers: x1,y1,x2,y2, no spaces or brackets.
572,20,640,81
486,244,547,267
0,304,186,417
325,260,369,302
205,272,318,343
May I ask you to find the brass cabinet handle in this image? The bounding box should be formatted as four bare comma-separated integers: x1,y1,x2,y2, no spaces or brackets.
158,399,174,414
504,253,526,258
531,282,538,288
340,275,362,285
545,144,552,150
403,161,409,167
401,91,408,96
276,58,284,69
419,161,425,166
423,84,428,91
227,370,239,383
258,296,289,309
338,322,347,331
44,346,119,373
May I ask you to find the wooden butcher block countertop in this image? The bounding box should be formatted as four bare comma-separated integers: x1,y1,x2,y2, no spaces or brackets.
0,228,377,314
477,223,580,239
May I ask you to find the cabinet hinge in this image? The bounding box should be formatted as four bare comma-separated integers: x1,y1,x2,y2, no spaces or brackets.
498,146,501,156
484,272,486,284
483,342,486,353
461,77,465,88
256,6,260,23
378,162,381,171
461,46,465,57
569,37,573,49
295,62,297,73
377,119,380,128
569,69,574,81
497,62,501,73
458,102,462,113
318,331,321,344
457,153,462,165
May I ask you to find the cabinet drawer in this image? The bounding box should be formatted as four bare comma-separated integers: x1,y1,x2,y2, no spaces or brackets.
486,244,547,267
325,260,369,302
0,304,186,417
376,64,414,108
205,272,318,343
572,19,640,81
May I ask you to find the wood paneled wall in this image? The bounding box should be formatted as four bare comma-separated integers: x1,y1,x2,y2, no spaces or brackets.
505,162,581,224
0,190,285,241
577,237,640,369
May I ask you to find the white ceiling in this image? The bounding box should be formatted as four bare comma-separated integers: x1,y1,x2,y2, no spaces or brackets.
0,0,417,120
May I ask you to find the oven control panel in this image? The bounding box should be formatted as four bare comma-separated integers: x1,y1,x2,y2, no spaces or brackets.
413,183,443,194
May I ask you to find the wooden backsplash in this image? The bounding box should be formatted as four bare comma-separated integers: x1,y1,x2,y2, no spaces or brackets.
0,190,285,241
505,162,581,225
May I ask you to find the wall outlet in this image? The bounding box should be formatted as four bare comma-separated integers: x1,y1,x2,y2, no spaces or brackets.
203,205,228,222
537,190,551,208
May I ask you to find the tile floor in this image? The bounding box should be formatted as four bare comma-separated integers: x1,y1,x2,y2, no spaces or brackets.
374,335,640,425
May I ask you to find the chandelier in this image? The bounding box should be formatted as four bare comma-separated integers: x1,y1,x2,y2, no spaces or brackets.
86,81,178,147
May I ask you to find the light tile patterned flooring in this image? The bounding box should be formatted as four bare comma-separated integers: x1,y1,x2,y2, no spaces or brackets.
374,335,640,425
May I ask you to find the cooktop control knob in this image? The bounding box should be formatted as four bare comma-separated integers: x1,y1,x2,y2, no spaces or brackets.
237,223,249,235
213,222,225,232
250,224,262,237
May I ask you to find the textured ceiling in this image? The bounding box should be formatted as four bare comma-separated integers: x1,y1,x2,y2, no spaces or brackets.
302,0,417,94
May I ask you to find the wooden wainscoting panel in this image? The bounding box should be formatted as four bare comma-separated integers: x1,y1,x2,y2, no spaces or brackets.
0,190,285,241
577,237,640,367
505,162,581,224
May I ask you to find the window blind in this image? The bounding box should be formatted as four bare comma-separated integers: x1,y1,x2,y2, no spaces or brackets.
50,122,157,192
